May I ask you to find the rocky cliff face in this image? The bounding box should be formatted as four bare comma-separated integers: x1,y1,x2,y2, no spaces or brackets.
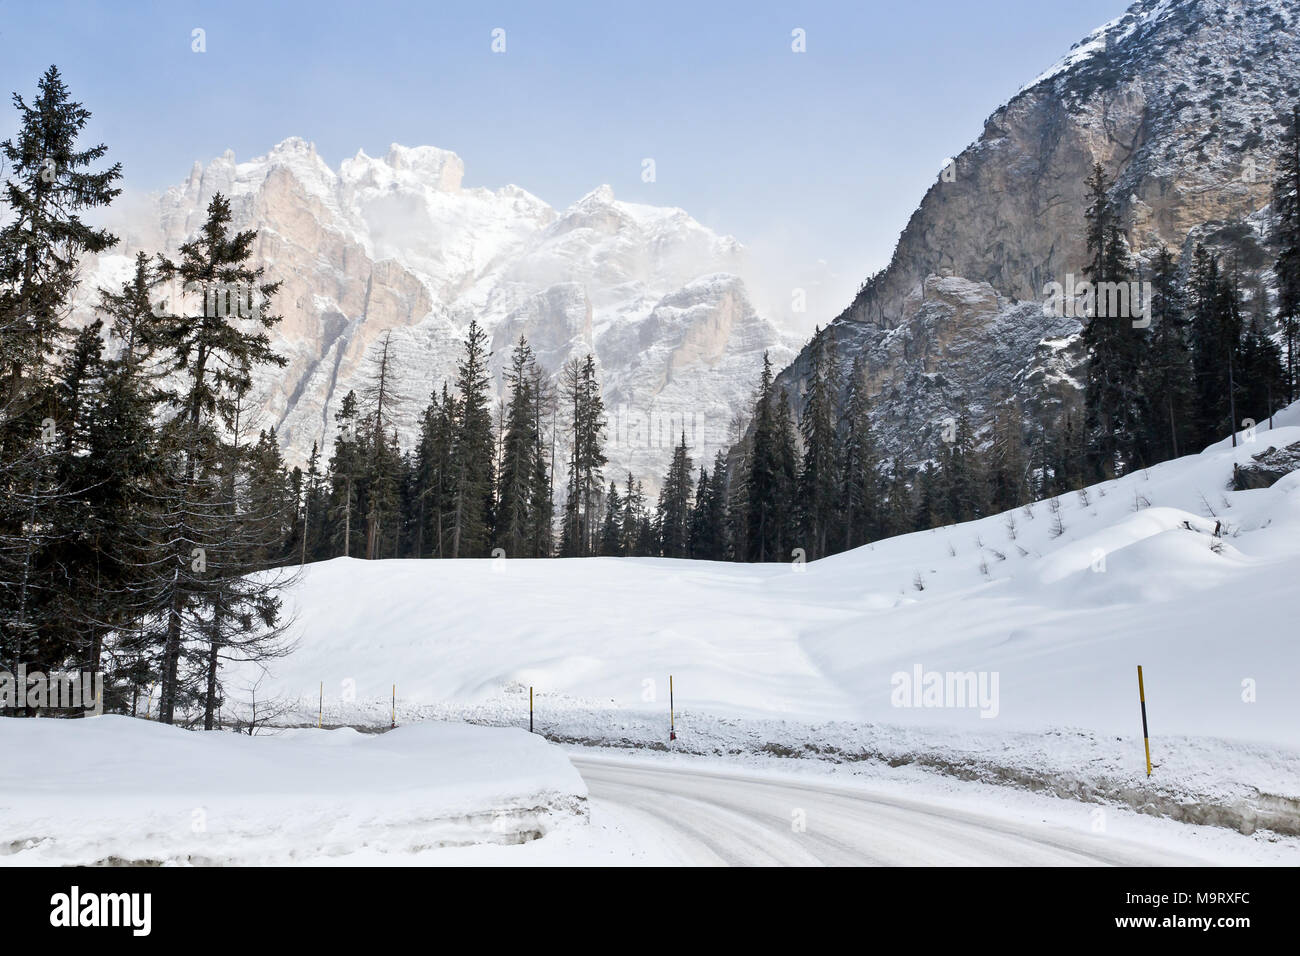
89,139,795,484
777,0,1300,459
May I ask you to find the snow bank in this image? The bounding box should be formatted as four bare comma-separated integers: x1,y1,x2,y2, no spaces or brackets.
215,405,1300,831
0,716,586,865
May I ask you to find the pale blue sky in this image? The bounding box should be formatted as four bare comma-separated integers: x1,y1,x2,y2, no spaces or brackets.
1,0,1126,315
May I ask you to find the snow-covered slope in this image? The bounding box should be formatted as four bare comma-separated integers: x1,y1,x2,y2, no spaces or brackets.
0,716,585,865
230,405,1300,754
86,139,796,482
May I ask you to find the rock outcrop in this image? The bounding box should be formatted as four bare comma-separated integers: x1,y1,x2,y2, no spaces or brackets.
776,0,1300,460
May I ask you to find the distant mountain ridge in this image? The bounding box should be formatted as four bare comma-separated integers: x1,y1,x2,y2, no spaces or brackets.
86,137,798,485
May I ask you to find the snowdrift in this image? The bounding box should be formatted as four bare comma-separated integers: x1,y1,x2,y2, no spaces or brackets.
0,716,586,865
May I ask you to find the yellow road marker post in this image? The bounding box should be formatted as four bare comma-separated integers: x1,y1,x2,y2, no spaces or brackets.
669,674,676,741
1137,665,1151,777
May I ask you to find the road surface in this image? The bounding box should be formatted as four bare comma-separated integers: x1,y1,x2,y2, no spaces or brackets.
573,756,1213,866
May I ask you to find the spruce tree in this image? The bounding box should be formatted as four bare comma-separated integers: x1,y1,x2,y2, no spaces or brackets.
1079,163,1142,477
1139,247,1194,461
559,355,606,557
837,356,879,551
1272,105,1300,403
449,320,495,558
619,472,644,556
796,333,838,560
704,452,732,560
497,337,541,557
773,388,800,560
0,66,122,675
687,465,711,559
742,353,779,562
656,432,694,558
328,390,365,558
598,481,622,556
148,193,287,724
359,333,405,559
985,401,1029,513
1189,246,1238,446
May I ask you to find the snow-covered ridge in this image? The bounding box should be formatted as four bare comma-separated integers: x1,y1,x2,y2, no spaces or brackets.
1017,0,1181,96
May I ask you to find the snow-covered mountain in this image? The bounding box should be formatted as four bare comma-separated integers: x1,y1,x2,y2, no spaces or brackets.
90,138,796,481
774,0,1300,457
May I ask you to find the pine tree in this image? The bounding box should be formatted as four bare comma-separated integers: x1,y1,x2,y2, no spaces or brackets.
656,432,694,558
773,388,799,560
147,193,288,724
837,356,879,551
299,442,326,562
359,333,406,559
559,355,606,557
71,253,172,704
913,459,943,530
796,333,838,560
1237,309,1286,426
328,390,365,558
0,66,121,392
526,361,555,557
1272,105,1300,403
1139,247,1194,462
0,66,122,676
1079,163,1142,478
943,412,987,522
882,458,914,538
687,465,711,558
1189,245,1238,447
985,400,1029,513
449,320,495,558
598,481,622,556
742,353,779,562
497,337,541,557
619,472,644,556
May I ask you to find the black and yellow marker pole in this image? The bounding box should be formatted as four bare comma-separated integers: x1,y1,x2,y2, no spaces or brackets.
669,674,676,741
529,686,534,733
317,681,323,729
1137,665,1151,777
391,684,396,730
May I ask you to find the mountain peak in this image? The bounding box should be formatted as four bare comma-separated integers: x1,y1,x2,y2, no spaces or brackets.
577,184,616,205
382,143,464,191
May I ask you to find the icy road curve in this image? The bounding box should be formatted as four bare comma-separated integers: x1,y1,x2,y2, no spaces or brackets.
572,757,1213,866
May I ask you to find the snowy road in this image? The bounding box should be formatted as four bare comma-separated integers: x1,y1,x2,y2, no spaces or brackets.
573,757,1216,866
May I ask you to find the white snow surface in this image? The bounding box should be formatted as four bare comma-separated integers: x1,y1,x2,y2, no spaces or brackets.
9,409,1300,864
207,405,1300,840
0,716,586,865
239,407,1300,746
